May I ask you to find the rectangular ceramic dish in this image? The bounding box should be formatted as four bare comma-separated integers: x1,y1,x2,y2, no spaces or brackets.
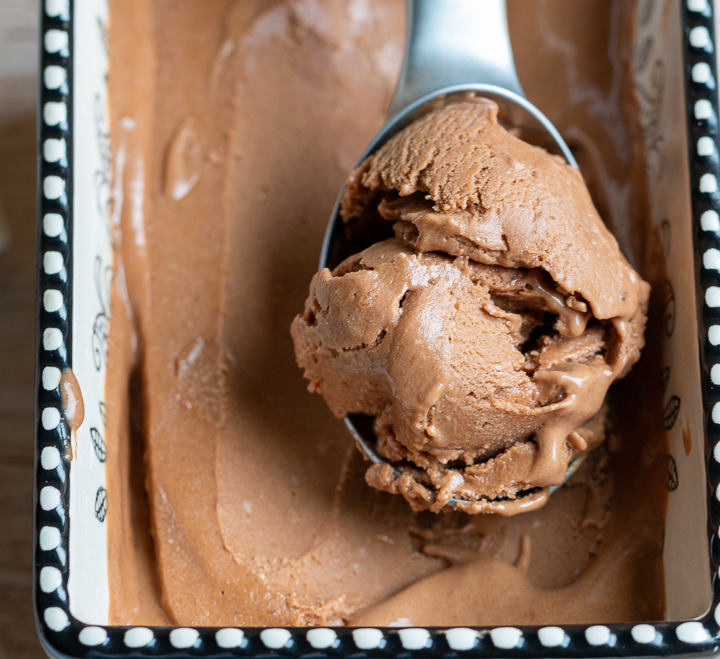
34,0,720,656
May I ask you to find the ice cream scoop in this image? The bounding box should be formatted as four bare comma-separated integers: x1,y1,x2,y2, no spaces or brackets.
302,0,644,514
295,100,649,513
322,0,577,262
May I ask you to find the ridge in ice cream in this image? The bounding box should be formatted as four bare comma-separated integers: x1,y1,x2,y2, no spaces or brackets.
292,99,650,514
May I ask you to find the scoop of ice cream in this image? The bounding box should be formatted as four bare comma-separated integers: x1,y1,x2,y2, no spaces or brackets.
291,99,649,514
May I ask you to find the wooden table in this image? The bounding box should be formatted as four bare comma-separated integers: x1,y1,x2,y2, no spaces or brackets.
0,1,47,657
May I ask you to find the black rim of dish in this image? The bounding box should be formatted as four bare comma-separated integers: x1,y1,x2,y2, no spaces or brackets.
34,0,720,656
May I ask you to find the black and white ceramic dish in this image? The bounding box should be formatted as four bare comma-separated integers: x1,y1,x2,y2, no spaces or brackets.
34,0,720,656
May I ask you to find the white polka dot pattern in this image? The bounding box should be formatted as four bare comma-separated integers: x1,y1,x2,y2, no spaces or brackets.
698,135,716,156
43,607,68,632
43,175,66,200
490,627,522,649
306,628,337,649
39,566,62,593
41,407,60,430
693,61,712,83
706,286,720,307
37,1,74,645
711,364,720,385
40,486,61,511
43,213,64,238
700,173,718,193
215,628,245,649
45,0,69,18
39,526,61,552
43,177,65,205
43,101,67,126
677,622,711,644
702,209,720,231
43,252,64,276
445,628,477,651
123,628,154,648
44,29,69,54
713,402,720,425
631,624,657,644
169,628,199,649
43,290,64,313
352,628,384,650
692,18,720,659
260,628,291,650
690,25,711,48
709,325,720,346
585,625,612,646
695,98,714,119
704,248,720,270
42,328,63,352
398,628,430,650
538,626,566,648
44,65,67,89
40,446,61,470
42,367,62,392
43,138,66,163
78,627,107,647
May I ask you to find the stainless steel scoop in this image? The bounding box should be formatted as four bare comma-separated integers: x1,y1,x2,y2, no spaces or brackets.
319,0,583,511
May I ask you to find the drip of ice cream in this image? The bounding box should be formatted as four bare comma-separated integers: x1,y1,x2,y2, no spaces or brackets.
292,100,650,514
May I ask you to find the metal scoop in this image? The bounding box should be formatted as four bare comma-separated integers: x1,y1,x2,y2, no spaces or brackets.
319,0,583,512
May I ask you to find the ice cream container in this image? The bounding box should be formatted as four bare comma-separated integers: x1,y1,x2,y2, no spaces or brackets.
34,0,720,656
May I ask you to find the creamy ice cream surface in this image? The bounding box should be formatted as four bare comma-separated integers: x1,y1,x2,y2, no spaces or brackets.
107,0,666,626
292,100,650,514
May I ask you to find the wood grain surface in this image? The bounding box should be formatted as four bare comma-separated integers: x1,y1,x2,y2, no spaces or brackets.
0,1,46,657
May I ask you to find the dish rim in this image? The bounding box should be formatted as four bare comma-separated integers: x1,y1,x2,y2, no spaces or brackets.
34,0,720,657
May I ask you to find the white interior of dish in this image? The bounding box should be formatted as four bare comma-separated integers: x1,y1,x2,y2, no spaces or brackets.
64,0,712,625
67,0,111,625
635,0,712,621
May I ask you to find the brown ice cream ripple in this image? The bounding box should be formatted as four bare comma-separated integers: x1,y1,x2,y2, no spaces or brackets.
292,100,649,514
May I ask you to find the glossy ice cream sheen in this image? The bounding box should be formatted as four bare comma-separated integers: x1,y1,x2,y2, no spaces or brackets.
292,100,649,514
106,0,667,626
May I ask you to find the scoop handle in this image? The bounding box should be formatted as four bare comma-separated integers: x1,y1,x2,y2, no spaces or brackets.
387,0,524,118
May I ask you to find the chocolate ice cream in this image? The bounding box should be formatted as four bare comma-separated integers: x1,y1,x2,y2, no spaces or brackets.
292,100,649,514
106,0,667,627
